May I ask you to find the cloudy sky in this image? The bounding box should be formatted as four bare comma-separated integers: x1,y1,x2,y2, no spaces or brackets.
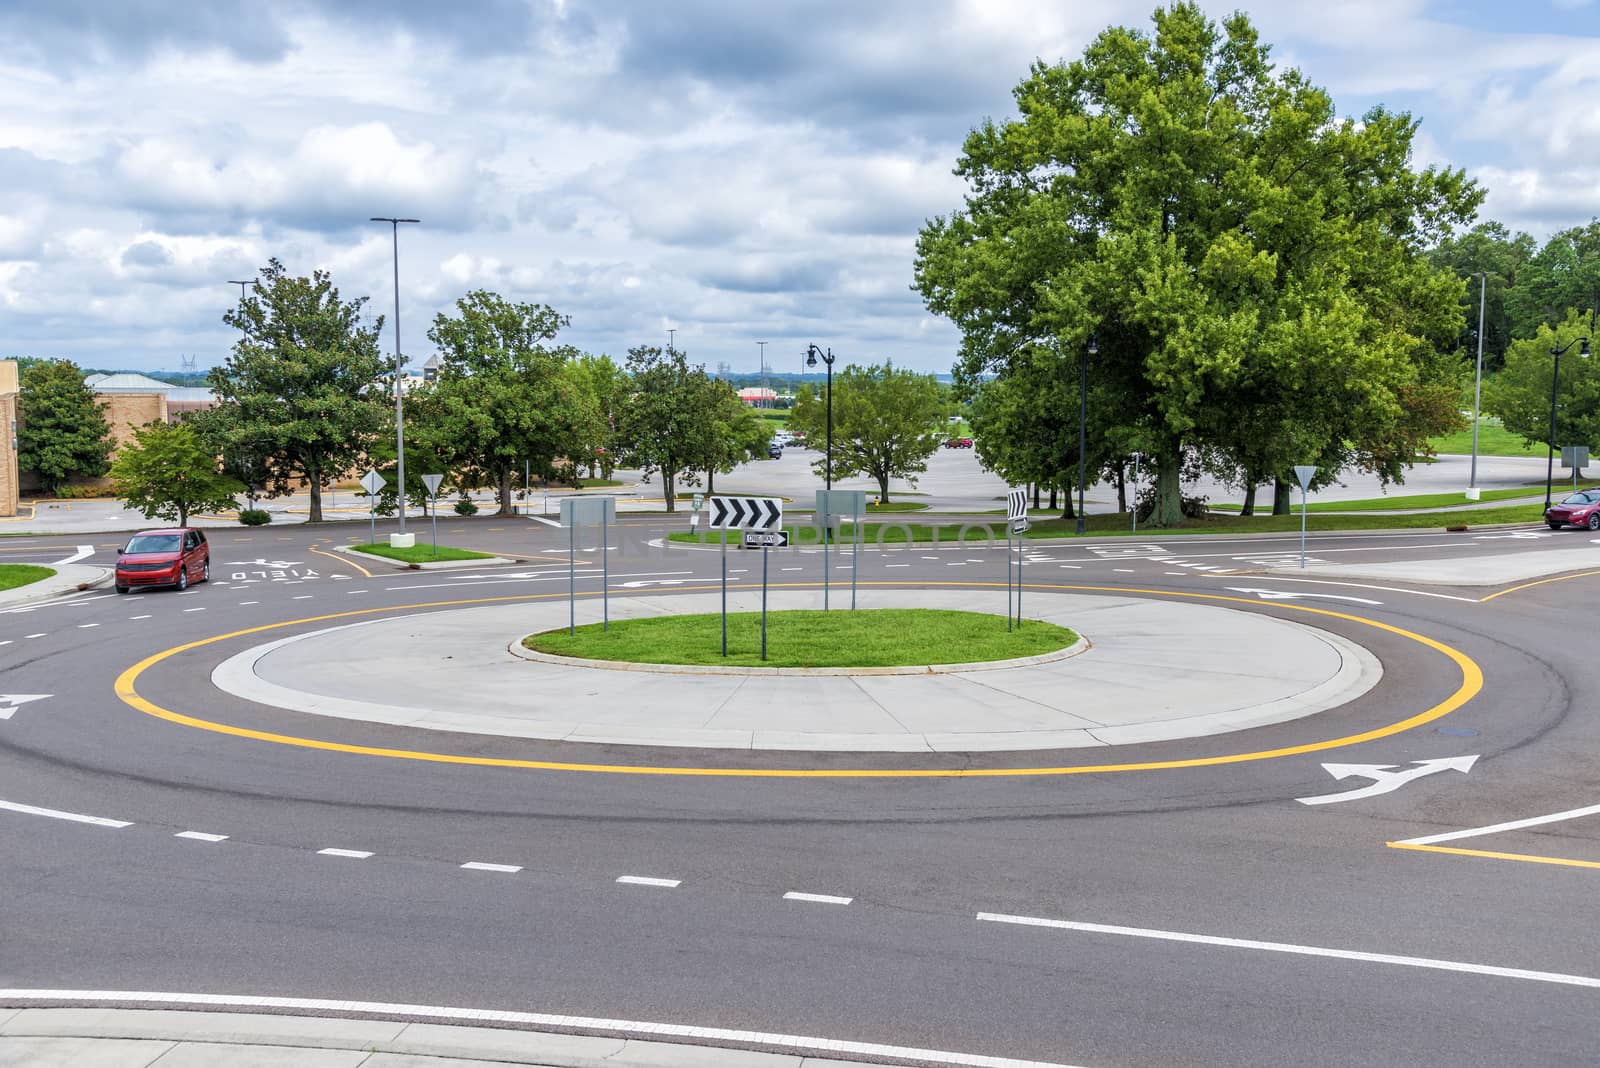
1,0,1596,376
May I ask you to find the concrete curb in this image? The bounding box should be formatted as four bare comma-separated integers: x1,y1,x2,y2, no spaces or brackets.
0,1007,872,1067
329,544,513,570
508,630,1090,676
0,564,112,610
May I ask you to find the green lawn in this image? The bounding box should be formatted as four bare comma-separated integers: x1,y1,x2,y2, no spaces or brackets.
672,522,1007,547
349,542,495,563
1429,417,1552,458
576,478,624,488
866,501,929,512
524,608,1076,668
0,563,54,591
1210,482,1599,514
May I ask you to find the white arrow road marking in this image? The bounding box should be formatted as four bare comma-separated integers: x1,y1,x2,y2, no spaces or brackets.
1297,756,1479,805
617,579,691,588
1226,587,1382,605
0,694,52,721
50,545,93,566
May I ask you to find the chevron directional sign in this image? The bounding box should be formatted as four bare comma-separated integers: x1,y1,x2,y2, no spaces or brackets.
708,496,783,530
1007,487,1028,522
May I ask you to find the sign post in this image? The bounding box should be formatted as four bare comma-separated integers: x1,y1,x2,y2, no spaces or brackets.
420,473,444,558
360,468,384,546
560,496,618,634
707,496,784,658
1007,487,1028,627
1562,446,1590,494
815,490,866,611
1292,465,1317,570
1130,453,1142,533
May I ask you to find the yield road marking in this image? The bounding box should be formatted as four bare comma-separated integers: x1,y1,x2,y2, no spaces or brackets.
0,694,51,721
1226,587,1381,605
113,582,1483,779
1296,756,1477,805
0,798,131,828
976,913,1600,990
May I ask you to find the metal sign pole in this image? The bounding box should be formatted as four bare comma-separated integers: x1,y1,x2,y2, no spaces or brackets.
720,527,728,657
823,504,830,611
369,498,376,546
431,493,438,557
1300,487,1308,569
850,503,859,610
569,520,576,635
1006,524,1013,632
1131,453,1141,534
601,504,609,632
1015,528,1022,625
761,543,770,661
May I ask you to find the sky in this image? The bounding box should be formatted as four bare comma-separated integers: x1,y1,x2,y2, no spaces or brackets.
1,0,1596,376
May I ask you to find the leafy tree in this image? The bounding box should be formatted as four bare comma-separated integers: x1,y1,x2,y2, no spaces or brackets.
417,292,602,515
568,354,629,479
17,359,112,494
616,345,707,513
688,376,769,494
1428,221,1537,368
788,362,946,502
110,420,242,526
1483,311,1600,456
914,3,1479,525
1505,221,1600,341
210,258,390,522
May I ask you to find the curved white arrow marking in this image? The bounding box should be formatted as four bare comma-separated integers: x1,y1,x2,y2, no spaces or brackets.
1226,587,1382,605
50,545,93,566
0,694,52,721
1297,755,1478,805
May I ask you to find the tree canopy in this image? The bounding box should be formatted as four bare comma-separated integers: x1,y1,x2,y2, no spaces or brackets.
209,259,390,522
914,2,1478,524
1482,312,1600,457
616,345,706,513
110,420,242,527
17,359,111,495
789,362,947,503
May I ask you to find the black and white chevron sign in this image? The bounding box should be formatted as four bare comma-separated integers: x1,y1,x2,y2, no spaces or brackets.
708,496,783,530
1007,487,1028,522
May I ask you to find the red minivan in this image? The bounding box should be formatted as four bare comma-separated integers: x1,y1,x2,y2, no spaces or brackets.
115,528,210,593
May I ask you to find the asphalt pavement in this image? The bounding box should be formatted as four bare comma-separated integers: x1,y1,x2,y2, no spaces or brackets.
3,500,1600,1066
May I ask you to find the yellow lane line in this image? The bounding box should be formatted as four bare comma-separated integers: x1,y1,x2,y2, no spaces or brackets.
1478,569,1600,602
307,545,371,578
113,581,1482,778
1388,842,1600,871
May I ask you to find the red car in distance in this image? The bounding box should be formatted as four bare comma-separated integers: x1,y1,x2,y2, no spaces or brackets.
115,527,211,593
1546,490,1600,530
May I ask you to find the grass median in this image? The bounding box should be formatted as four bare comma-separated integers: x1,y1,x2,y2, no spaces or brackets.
0,563,54,591
349,542,496,563
1209,483,1599,514
525,608,1076,668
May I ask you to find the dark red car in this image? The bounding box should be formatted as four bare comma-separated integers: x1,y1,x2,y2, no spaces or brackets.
115,528,210,593
943,437,973,449
1546,490,1600,530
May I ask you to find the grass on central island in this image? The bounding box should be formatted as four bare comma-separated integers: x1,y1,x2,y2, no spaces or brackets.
0,563,54,591
525,608,1076,668
349,542,495,563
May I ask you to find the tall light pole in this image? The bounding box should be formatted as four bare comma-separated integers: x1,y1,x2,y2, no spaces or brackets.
1077,333,1096,535
1467,272,1487,499
371,217,419,535
757,340,768,408
1545,336,1592,514
805,343,835,489
227,278,258,305
668,328,676,352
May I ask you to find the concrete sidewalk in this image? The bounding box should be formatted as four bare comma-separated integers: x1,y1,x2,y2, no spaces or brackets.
213,589,1381,752
0,1007,890,1067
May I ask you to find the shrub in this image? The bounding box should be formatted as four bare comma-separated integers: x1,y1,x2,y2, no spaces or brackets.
238,508,271,526
453,498,479,516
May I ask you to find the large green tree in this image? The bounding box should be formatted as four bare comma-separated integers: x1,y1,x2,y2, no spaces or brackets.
914,3,1478,526
17,359,112,495
687,376,768,495
616,345,709,513
210,258,390,522
1483,311,1600,457
415,292,601,515
788,362,946,503
1428,221,1538,368
110,420,242,526
1504,221,1600,341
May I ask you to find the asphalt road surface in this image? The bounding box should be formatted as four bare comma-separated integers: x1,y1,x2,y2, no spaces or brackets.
2,512,1598,1066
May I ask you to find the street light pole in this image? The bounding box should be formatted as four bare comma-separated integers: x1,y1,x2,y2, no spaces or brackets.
371,217,419,535
1545,336,1592,514
805,344,835,490
1468,272,1487,498
757,340,768,408
227,278,258,305
1077,333,1096,535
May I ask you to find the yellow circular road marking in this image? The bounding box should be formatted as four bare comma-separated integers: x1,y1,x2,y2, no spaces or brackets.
114,582,1483,778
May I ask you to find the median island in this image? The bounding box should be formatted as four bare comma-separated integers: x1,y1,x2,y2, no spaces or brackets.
523,608,1076,668
348,542,495,563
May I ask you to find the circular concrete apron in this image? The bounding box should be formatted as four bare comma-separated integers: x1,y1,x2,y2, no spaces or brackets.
211,589,1381,752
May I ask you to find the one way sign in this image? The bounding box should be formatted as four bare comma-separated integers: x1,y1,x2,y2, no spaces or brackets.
708,496,783,530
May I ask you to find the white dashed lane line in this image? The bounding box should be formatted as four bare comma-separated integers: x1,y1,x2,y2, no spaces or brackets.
461,862,523,874
239,601,259,606
617,876,681,888
317,848,374,859
293,595,313,600
76,623,99,629
175,831,228,843
0,641,9,647
0,799,132,828
25,634,45,639
784,892,853,905
130,614,151,620
182,607,206,613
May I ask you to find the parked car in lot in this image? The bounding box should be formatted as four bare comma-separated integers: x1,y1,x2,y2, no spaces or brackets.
115,527,210,593
943,437,974,449
1546,490,1600,530
767,442,783,459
